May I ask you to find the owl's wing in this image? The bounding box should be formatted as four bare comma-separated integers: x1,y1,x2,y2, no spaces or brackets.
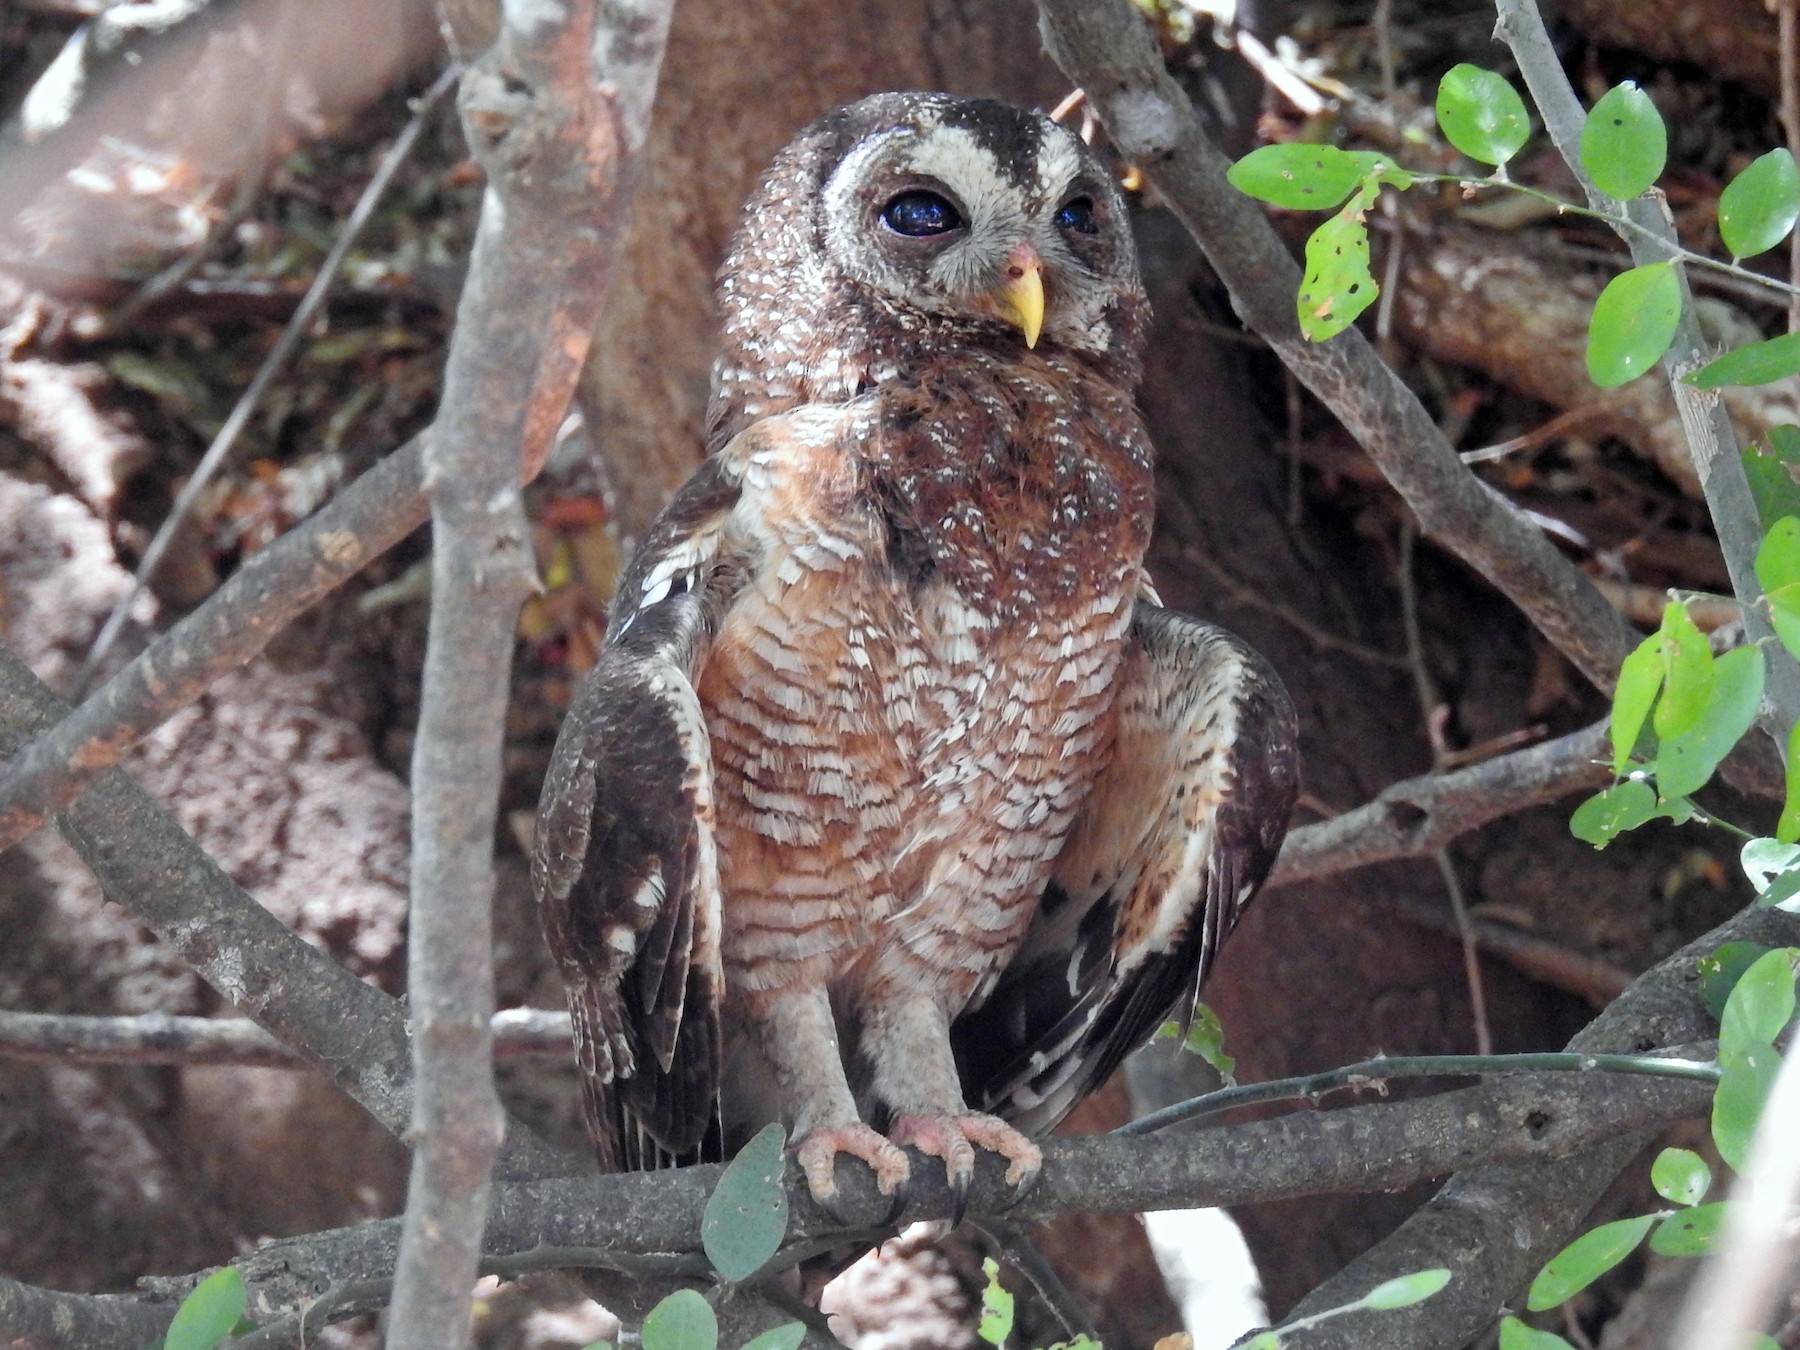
954,602,1299,1134
531,453,746,1169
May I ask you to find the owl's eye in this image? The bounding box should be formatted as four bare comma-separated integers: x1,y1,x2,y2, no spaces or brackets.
1055,196,1098,235
881,190,964,237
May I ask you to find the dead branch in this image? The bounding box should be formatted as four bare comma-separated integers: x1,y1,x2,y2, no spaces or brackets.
387,0,674,1342
0,1007,572,1068
1271,720,1612,886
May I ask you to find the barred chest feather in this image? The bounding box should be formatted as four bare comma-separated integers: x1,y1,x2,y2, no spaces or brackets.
699,355,1156,1009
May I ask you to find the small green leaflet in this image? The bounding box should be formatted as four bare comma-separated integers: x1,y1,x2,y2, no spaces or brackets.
701,1122,790,1282
1741,427,1800,531
1649,1146,1711,1206
1699,941,1774,1020
1356,1268,1451,1311
977,1258,1015,1348
1647,645,1764,799
1579,82,1666,200
164,1267,248,1350
641,1289,717,1350
1610,629,1664,773
1785,727,1800,847
1525,1214,1656,1310
1649,1202,1725,1257
1755,516,1800,660
1298,185,1378,340
1741,837,1800,903
1227,144,1366,211
1714,1045,1780,1172
1183,1001,1236,1085
1570,780,1656,846
1498,1318,1577,1350
1687,331,1800,389
1720,947,1798,1049
1586,263,1681,387
1718,148,1800,259
1649,601,1713,742
1436,64,1531,167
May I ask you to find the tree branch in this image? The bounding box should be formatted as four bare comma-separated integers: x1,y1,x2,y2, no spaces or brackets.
1235,904,1800,1348
1270,720,1612,886
0,1274,173,1350
0,1007,573,1068
1033,0,1644,696
387,0,673,1343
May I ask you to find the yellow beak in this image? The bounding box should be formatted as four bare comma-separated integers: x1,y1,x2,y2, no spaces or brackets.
992,246,1046,349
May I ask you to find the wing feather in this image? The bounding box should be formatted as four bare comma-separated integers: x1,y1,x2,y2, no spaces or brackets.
954,602,1299,1134
531,454,743,1165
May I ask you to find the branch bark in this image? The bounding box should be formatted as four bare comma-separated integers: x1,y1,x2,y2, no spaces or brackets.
387,0,673,1343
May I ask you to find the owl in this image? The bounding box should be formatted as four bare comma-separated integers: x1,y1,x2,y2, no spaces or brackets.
532,92,1299,1220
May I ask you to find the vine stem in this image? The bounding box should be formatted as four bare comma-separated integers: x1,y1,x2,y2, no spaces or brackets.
1117,1050,1722,1136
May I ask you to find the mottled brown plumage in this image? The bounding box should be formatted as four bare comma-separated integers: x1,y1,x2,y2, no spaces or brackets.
532,92,1298,1212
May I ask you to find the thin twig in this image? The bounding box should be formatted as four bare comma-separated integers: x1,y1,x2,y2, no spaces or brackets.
69,64,458,700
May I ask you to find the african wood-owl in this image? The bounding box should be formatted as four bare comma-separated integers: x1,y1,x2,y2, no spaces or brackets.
532,91,1299,1218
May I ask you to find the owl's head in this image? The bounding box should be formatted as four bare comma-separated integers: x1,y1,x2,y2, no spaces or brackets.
717,93,1146,397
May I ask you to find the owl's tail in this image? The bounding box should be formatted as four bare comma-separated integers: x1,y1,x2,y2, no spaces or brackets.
568,982,634,1174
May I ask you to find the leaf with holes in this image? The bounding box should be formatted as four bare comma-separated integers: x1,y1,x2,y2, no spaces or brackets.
1650,1202,1726,1257
978,1259,1015,1348
1650,1147,1711,1206
1298,187,1378,340
1587,262,1681,387
1720,148,1800,258
702,1122,789,1282
1357,1269,1451,1311
1228,143,1365,210
1499,1318,1578,1350
1580,82,1667,200
1346,150,1416,190
1570,780,1657,846
165,1268,248,1350
641,1290,717,1350
1526,1215,1657,1310
1648,645,1764,799
1436,64,1531,166
1688,331,1800,390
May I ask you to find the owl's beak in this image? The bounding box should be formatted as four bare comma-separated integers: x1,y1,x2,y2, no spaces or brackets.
991,243,1046,348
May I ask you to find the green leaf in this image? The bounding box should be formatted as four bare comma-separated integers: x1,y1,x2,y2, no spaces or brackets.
978,1258,1015,1349
1742,428,1800,531
1649,1147,1711,1206
1650,602,1714,742
1242,1335,1282,1350
1357,1269,1451,1310
1687,331,1800,389
1742,837,1800,891
165,1268,247,1350
1784,725,1800,844
1700,942,1774,1020
1298,189,1378,341
1228,143,1365,210
1719,148,1800,259
1570,780,1657,846
1526,1215,1656,1310
1720,947,1798,1050
1713,1043,1781,1171
1182,1001,1237,1085
1587,263,1682,387
702,1122,789,1282
1499,1317,1579,1350
1756,516,1800,591
1580,82,1667,200
1649,1202,1726,1256
1649,645,1764,799
1436,64,1531,167
739,1325,808,1350
1611,633,1666,772
641,1290,718,1350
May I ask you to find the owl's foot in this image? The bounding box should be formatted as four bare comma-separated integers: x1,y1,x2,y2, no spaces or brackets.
889,1111,1043,1225
795,1122,912,1226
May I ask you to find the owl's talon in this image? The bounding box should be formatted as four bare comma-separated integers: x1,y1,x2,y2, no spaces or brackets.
795,1122,911,1224
890,1111,1040,1220
947,1165,972,1228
